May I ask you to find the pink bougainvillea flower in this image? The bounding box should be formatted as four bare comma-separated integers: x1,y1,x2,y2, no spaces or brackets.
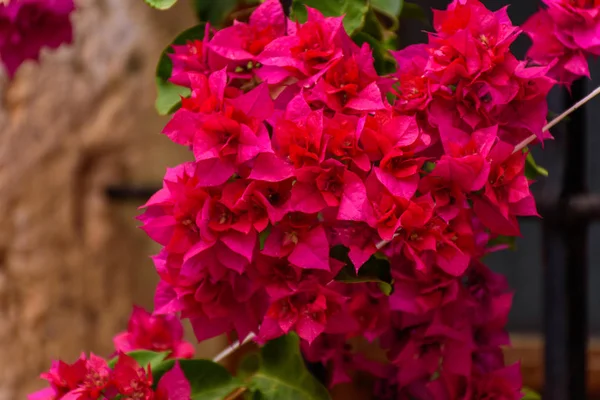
344,283,392,342
473,142,537,236
138,162,212,256
135,0,540,391
259,281,356,343
163,69,273,167
469,364,523,400
262,213,331,271
523,0,600,86
155,362,192,400
309,43,386,112
170,24,213,88
391,44,434,112
257,6,349,84
208,0,285,69
0,0,74,78
29,353,110,400
156,266,267,342
301,333,390,387
113,305,194,359
238,178,293,230
112,353,154,400
272,94,326,168
324,112,371,171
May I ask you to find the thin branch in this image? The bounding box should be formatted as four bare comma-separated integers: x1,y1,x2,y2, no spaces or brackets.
224,387,248,400
513,85,600,154
212,332,256,363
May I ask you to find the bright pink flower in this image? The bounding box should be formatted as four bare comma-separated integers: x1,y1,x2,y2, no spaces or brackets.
391,44,434,112
238,178,293,230
0,0,74,78
262,213,331,271
383,316,473,387
309,43,385,112
343,283,392,341
155,265,267,342
523,0,600,85
209,0,285,65
324,113,371,171
473,142,537,236
390,264,460,315
112,353,154,400
301,333,390,387
113,305,194,359
155,362,191,400
169,24,213,88
29,353,110,400
259,281,356,343
257,7,350,84
163,69,273,167
273,94,325,168
469,364,523,400
138,162,211,256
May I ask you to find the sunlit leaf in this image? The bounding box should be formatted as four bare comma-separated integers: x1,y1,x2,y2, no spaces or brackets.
291,0,369,35
144,0,178,10
247,334,331,400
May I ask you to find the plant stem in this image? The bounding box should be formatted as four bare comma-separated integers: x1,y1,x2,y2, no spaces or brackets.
513,85,600,154
212,333,256,363
224,387,248,400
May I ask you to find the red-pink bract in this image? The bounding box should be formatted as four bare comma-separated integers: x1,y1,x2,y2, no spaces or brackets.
113,305,195,359
0,0,74,78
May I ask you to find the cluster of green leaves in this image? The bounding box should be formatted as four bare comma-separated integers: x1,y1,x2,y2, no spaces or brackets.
113,334,330,400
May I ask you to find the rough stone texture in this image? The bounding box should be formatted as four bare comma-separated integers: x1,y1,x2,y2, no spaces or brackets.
0,1,225,398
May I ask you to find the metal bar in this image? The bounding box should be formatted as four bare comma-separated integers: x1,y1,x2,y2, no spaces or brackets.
105,185,158,201
544,79,588,400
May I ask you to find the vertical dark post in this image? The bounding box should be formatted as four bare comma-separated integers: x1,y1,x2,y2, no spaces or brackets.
280,0,292,17
543,80,588,400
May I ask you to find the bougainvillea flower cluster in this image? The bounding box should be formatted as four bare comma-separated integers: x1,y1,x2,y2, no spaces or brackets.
132,0,558,397
31,305,192,399
113,305,195,359
29,352,189,400
0,0,75,78
523,0,600,86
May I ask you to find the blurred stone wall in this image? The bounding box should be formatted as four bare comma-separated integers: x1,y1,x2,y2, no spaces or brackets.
0,1,225,398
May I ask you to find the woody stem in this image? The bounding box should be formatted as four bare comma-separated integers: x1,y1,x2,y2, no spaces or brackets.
224,387,249,400
212,332,256,363
513,85,600,154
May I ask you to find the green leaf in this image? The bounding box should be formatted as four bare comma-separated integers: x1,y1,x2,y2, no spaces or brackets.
107,350,170,369
333,247,394,296
259,226,271,251
144,0,178,10
193,0,238,25
148,358,245,399
249,334,331,400
291,0,369,35
371,0,403,17
525,152,548,179
155,24,206,115
156,79,190,115
179,359,245,400
400,2,429,26
488,235,517,251
360,8,385,41
522,388,541,400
